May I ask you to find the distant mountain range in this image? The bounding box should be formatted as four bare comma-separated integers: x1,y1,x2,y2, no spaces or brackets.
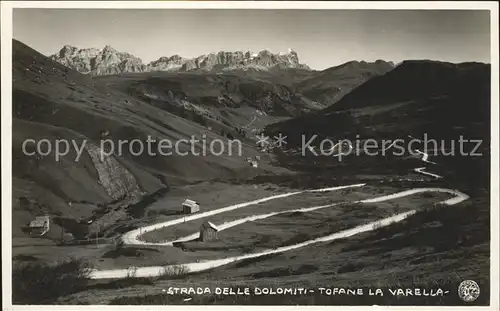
50,45,310,75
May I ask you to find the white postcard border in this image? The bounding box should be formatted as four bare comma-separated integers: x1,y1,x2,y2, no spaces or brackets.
1,2,498,311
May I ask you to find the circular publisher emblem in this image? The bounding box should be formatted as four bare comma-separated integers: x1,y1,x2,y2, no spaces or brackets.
458,280,480,302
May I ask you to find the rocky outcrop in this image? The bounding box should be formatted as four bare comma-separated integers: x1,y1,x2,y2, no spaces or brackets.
51,46,309,75
86,143,142,200
184,49,306,71
147,55,186,71
51,45,146,75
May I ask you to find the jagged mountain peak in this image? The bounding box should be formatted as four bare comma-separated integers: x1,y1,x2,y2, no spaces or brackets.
51,44,146,75
51,45,310,75
102,45,118,53
61,44,77,51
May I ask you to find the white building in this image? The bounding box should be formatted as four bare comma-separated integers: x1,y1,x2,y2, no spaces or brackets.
29,216,50,236
182,199,200,214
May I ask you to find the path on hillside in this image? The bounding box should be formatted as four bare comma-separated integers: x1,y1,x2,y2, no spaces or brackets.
242,115,257,129
121,184,366,245
90,139,462,279
90,186,468,279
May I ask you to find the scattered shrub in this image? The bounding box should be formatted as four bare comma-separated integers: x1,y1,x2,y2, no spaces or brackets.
127,266,138,278
13,254,38,262
87,277,154,290
157,264,188,279
371,222,383,230
12,258,93,304
337,261,365,274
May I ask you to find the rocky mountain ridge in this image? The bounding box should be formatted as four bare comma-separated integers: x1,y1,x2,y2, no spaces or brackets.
51,45,146,75
51,45,310,75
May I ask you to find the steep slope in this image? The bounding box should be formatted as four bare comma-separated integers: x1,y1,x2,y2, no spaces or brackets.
322,60,489,112
265,60,490,188
267,60,489,142
293,60,395,106
96,70,321,134
12,39,269,243
93,60,395,137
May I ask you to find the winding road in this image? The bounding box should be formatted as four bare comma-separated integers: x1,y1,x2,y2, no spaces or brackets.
121,184,366,246
90,146,466,279
414,167,442,179
242,115,258,129
413,149,442,179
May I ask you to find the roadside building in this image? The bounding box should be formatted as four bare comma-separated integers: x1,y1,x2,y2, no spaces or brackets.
199,221,219,242
100,130,110,138
182,199,200,214
29,216,50,236
246,156,259,168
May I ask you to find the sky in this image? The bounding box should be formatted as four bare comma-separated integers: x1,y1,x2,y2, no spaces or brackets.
13,9,491,70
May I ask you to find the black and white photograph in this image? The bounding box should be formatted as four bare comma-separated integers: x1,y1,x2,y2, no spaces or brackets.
1,1,499,308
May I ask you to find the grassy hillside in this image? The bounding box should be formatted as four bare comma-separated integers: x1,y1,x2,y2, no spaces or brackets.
95,60,394,138
12,39,279,244
294,60,394,107
265,60,490,188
